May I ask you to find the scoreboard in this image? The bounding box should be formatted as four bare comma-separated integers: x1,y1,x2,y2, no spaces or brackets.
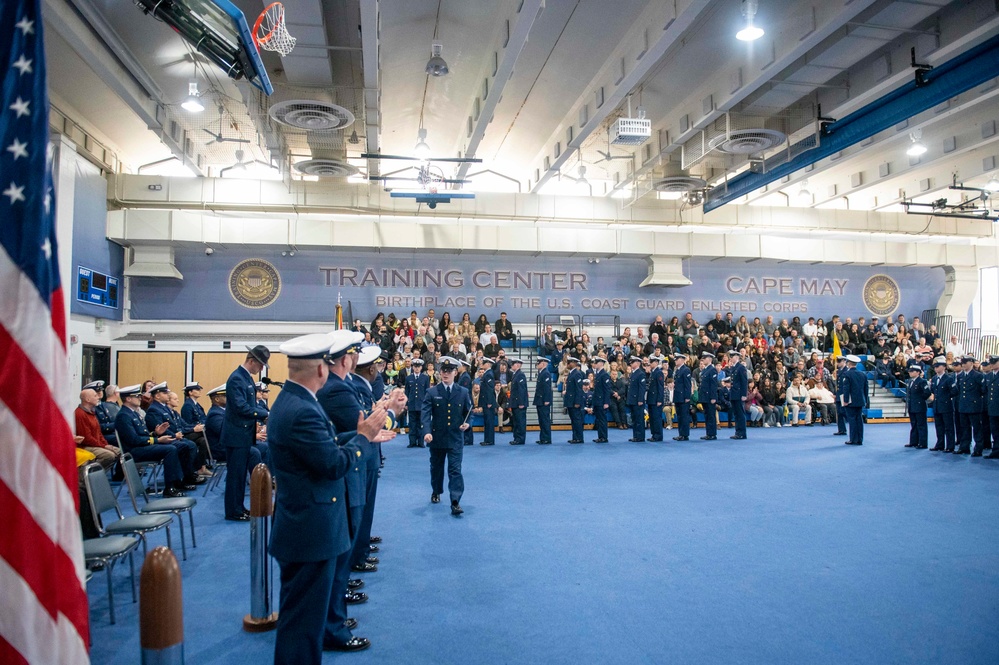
77,266,119,309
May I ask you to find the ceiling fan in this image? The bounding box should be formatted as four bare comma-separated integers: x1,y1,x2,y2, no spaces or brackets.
202,105,251,146
219,149,277,177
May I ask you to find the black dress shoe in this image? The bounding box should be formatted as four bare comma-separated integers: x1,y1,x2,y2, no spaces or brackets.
369,536,382,543
407,444,418,448
480,442,494,446
627,438,644,442
348,579,364,590
904,443,916,447
351,562,377,573
325,636,370,652
464,442,473,445
431,493,440,503
365,556,379,565
225,514,250,522
368,545,379,553
649,438,662,442
344,618,357,631
730,435,747,440
451,501,463,516
700,436,717,440
834,432,847,436
569,439,583,444
345,591,368,604
592,439,608,443
163,486,186,498
930,447,944,451
971,451,983,457
179,483,197,491
673,436,688,441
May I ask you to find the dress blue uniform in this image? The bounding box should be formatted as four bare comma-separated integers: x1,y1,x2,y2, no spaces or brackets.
115,403,185,487
842,359,869,445
457,366,474,446
144,398,198,479
533,359,553,444
222,359,269,520
269,377,370,665
592,361,611,442
479,360,497,445
422,376,472,505
181,396,207,429
699,357,719,439
905,364,931,448
985,363,999,457
508,362,528,445
565,363,585,443
728,356,749,438
317,373,368,540
951,360,985,455
94,400,118,446
405,366,431,447
626,359,647,442
929,365,956,451
834,361,849,435
646,361,665,441
673,359,692,439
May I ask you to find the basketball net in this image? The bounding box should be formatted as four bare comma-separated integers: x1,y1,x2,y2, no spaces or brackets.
253,2,297,57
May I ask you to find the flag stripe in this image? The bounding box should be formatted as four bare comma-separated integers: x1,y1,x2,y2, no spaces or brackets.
0,558,88,665
0,636,30,665
0,482,89,642
0,323,76,494
0,403,83,574
0,246,70,409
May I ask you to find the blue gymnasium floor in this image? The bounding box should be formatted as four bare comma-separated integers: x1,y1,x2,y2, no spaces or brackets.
89,423,999,665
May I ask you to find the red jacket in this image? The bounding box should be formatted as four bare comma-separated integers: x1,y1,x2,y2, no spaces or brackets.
75,406,108,448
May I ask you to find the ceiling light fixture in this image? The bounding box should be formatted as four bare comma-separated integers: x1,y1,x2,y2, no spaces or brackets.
181,80,205,113
425,42,449,77
414,128,431,159
736,0,765,42
348,130,359,145
797,179,812,201
984,174,999,192
906,130,927,157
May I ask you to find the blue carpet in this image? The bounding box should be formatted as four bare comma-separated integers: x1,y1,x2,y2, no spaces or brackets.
88,424,999,664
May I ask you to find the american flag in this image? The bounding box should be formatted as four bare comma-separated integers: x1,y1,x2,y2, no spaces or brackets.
0,0,91,662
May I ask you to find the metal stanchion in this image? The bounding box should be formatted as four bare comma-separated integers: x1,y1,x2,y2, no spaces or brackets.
140,546,184,665
243,463,278,632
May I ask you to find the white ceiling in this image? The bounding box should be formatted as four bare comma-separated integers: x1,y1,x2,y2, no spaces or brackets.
41,0,999,224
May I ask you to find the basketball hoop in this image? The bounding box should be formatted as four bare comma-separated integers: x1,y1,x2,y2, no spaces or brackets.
253,2,297,56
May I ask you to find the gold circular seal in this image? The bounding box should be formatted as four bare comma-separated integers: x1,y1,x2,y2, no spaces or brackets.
862,274,900,317
229,259,281,309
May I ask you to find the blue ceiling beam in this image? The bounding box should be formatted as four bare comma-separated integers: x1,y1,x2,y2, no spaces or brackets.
703,33,999,213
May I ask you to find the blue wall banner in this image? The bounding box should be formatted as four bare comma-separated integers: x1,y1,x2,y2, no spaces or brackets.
128,249,945,324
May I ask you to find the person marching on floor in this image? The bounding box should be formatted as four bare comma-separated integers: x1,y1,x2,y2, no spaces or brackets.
833,356,849,437
842,355,869,446
269,333,389,663
423,357,473,516
457,359,475,446
534,357,554,444
221,345,270,521
673,354,692,441
405,358,430,448
905,361,931,449
927,356,956,452
699,352,719,441
626,356,647,442
951,355,986,456
647,355,665,441
508,358,528,445
565,356,585,443
478,357,497,445
984,356,999,459
728,349,749,440
591,356,611,443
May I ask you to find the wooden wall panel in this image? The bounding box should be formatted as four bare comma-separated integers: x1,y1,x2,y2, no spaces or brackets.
116,352,186,398
191,352,249,411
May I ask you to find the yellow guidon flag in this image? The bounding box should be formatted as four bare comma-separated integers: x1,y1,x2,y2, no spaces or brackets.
831,330,841,359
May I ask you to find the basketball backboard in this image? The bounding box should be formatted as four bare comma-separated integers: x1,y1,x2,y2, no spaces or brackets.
134,0,274,95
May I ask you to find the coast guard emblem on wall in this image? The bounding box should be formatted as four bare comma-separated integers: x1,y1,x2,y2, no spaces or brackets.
229,259,281,309
862,274,900,317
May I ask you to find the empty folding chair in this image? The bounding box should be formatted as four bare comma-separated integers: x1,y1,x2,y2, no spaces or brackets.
83,463,173,558
121,453,197,560
83,534,140,624
203,447,227,497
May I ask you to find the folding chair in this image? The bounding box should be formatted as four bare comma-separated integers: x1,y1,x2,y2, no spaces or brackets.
83,534,140,624
121,453,197,560
113,424,161,497
83,463,173,558
203,446,227,497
